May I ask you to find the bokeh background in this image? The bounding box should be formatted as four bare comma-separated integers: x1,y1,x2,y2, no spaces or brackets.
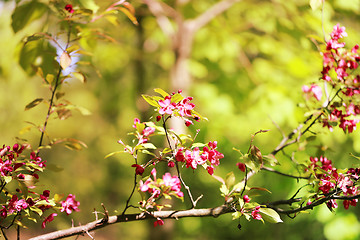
1,0,360,239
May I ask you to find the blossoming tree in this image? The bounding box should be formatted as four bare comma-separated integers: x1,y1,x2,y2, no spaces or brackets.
0,0,360,239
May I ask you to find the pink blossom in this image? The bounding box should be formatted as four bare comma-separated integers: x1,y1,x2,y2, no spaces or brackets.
65,4,74,13
42,213,57,228
142,126,155,137
158,96,175,115
236,162,246,172
243,195,250,203
177,97,195,117
330,24,347,40
302,84,322,101
132,164,145,175
251,206,262,220
326,199,338,210
40,190,50,202
132,118,140,129
61,194,80,215
154,218,164,227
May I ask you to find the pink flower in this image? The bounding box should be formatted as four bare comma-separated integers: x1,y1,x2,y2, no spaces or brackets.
143,126,155,137
236,162,246,172
42,213,57,228
154,218,164,227
132,118,141,129
158,96,175,115
65,4,74,13
251,206,262,220
302,84,322,101
243,195,250,203
177,97,195,117
330,24,347,40
132,164,145,175
61,194,80,215
40,190,50,202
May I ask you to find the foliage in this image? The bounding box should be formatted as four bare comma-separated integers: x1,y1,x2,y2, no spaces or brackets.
0,0,360,239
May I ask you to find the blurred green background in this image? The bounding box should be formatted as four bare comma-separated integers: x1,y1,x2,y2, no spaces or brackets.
1,0,360,239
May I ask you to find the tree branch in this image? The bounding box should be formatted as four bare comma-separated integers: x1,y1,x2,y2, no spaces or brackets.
29,205,232,240
190,0,242,31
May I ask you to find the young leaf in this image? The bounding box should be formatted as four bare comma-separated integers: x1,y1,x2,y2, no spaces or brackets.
220,184,229,196
72,72,87,83
310,0,323,11
119,6,138,25
60,51,72,70
154,88,169,98
142,95,160,108
105,151,126,158
11,1,48,33
259,208,283,223
225,172,236,189
25,98,43,110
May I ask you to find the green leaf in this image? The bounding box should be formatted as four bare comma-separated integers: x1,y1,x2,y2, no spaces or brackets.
220,184,229,196
30,206,43,216
46,74,54,84
171,93,184,103
310,0,323,11
232,211,242,220
154,88,169,98
259,208,283,223
72,72,87,83
105,151,126,158
225,172,236,189
142,95,161,108
118,4,138,25
25,98,43,110
11,1,48,33
263,154,279,167
192,142,206,148
79,0,99,13
4,176,12,184
66,45,80,54
140,143,157,150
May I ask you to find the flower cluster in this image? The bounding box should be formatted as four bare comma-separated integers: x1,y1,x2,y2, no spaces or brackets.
0,144,79,229
306,156,359,210
302,84,322,101
317,24,360,133
175,141,224,175
139,168,183,211
132,118,156,144
153,90,199,127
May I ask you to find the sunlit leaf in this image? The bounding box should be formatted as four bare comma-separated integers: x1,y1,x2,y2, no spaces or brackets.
154,88,170,98
72,72,87,83
309,0,323,11
4,176,12,184
259,208,283,223
11,1,48,33
118,6,138,25
60,51,72,70
25,98,43,110
79,0,99,13
105,151,126,158
225,172,236,189
66,45,80,54
220,184,229,196
46,74,54,84
142,95,161,108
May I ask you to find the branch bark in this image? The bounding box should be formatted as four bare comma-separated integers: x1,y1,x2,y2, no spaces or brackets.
29,205,232,240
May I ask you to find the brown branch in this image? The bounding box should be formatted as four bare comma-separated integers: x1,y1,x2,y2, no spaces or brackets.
29,205,232,240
